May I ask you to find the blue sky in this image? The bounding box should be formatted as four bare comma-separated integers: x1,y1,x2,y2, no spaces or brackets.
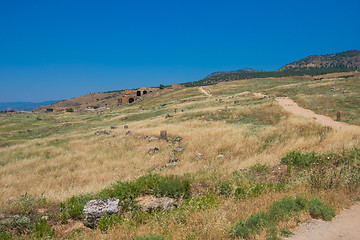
0,0,359,102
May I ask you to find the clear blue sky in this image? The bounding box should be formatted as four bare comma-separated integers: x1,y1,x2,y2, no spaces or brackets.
0,0,359,102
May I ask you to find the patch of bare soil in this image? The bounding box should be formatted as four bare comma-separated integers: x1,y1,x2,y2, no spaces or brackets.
284,203,360,240
275,97,360,131
199,86,213,97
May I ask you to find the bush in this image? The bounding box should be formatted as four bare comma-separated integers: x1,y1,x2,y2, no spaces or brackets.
33,218,55,239
182,192,218,210
15,193,36,215
60,194,93,221
230,196,311,239
281,150,318,169
308,198,335,221
217,181,233,196
0,231,13,240
66,108,74,112
250,163,269,173
97,214,122,232
154,175,191,198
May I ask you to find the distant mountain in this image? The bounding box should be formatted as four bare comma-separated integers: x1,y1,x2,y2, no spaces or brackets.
206,68,262,78
0,101,59,112
278,50,360,71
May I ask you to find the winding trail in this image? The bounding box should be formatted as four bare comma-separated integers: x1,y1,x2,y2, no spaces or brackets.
199,86,213,97
275,97,360,131
285,203,360,240
272,95,360,239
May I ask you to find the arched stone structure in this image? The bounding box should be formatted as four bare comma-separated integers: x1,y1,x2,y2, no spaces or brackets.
117,87,158,105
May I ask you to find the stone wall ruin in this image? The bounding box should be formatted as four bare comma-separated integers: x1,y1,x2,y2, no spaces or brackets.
118,88,157,105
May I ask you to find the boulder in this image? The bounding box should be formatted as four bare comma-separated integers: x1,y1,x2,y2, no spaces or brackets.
83,198,120,228
169,157,178,163
145,136,160,141
135,195,177,212
195,152,203,159
160,131,167,139
148,147,160,155
110,126,118,129
0,143,9,148
172,145,184,153
165,162,178,167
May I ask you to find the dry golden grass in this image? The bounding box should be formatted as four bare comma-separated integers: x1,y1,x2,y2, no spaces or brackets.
1,95,359,207
1,77,360,239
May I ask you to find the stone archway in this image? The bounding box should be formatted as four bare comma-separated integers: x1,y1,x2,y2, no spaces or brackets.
129,98,134,103
137,91,141,96
143,90,148,95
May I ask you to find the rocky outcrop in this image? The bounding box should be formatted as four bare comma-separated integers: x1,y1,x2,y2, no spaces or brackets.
135,195,177,213
83,198,120,228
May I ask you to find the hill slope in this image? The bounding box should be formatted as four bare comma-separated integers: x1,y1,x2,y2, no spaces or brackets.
278,50,360,71
206,68,262,78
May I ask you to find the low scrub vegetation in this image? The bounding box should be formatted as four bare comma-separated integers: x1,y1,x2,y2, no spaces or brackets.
2,148,358,239
229,196,335,239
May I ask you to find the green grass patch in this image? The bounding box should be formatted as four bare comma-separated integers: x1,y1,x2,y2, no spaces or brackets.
229,196,334,239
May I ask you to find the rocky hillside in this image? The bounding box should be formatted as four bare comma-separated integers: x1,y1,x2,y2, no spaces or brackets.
36,91,124,112
278,50,360,71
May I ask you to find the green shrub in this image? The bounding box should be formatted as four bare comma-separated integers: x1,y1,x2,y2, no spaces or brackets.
60,194,93,220
33,218,55,239
217,181,233,196
269,196,306,222
15,192,36,215
308,198,335,221
182,192,217,210
235,182,285,199
135,234,165,240
250,163,269,173
281,150,318,169
230,196,309,239
230,211,268,239
154,175,191,198
0,231,13,240
66,108,74,112
280,228,293,237
97,214,122,232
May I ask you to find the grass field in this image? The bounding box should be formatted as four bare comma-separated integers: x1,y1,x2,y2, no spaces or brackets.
0,74,359,239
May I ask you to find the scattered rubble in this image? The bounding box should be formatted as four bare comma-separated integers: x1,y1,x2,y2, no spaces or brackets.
171,145,184,154
148,147,160,155
95,130,111,135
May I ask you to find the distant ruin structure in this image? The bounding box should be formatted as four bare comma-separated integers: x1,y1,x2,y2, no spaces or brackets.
117,88,157,105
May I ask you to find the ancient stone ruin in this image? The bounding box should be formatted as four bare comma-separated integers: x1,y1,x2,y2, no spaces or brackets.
117,88,157,105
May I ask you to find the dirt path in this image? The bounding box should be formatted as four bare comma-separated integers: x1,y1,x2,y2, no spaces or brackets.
199,86,213,97
273,95,360,239
275,97,360,131
284,203,360,240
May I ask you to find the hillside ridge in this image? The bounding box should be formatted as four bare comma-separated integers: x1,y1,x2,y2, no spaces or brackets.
278,50,360,71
